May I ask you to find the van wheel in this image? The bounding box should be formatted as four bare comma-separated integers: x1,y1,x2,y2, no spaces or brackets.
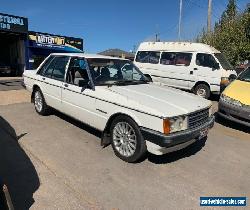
110,115,147,163
34,89,51,115
194,84,210,99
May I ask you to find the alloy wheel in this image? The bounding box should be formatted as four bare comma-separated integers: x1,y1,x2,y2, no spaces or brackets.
112,122,137,157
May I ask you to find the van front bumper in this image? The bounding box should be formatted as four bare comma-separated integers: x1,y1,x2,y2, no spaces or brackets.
140,116,215,154
218,100,250,127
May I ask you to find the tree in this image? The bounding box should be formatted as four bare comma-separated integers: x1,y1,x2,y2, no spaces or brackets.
197,0,250,67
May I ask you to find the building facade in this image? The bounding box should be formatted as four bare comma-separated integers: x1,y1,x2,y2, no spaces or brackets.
0,13,83,76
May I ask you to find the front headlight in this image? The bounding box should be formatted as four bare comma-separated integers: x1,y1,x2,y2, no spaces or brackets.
220,94,242,107
163,116,188,134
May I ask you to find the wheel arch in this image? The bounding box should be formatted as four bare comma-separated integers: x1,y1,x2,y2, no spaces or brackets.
192,81,211,91
104,112,141,134
101,111,142,146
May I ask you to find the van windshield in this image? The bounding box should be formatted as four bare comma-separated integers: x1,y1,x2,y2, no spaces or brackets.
214,53,233,70
237,67,250,82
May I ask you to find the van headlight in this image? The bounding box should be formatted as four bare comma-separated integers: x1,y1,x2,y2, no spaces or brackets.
220,94,242,107
163,116,187,134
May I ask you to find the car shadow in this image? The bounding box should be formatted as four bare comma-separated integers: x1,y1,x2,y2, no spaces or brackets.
215,112,250,134
52,110,208,164
53,110,102,139
147,137,207,164
209,94,220,102
0,116,40,209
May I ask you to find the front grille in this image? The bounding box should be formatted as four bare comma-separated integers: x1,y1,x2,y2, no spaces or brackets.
188,108,209,129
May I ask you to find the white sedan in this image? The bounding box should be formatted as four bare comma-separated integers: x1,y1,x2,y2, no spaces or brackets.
23,53,214,162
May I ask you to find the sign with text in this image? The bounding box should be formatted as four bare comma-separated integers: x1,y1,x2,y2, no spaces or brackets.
0,13,28,33
28,31,83,52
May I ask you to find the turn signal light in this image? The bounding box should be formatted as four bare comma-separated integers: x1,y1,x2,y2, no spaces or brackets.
163,119,170,134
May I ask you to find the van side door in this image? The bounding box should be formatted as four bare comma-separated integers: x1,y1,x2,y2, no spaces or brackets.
157,52,192,89
134,51,161,81
190,53,221,91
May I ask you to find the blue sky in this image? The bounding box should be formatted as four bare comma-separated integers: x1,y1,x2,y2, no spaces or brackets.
1,0,248,53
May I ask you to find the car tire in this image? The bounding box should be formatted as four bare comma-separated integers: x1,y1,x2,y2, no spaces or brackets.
194,84,210,99
33,89,51,115
110,115,147,163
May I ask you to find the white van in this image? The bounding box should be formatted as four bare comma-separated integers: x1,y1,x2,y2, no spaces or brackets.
134,42,237,99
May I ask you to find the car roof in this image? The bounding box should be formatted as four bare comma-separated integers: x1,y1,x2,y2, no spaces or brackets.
50,53,128,61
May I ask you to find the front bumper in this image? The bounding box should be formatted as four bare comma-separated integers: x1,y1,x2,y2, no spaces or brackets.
140,115,215,149
218,100,250,127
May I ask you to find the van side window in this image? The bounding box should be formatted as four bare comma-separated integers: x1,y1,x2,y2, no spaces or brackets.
196,53,217,68
135,51,160,64
160,52,192,66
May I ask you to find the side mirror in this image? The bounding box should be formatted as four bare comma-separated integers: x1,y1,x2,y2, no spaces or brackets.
78,79,89,88
229,74,237,81
78,80,95,90
144,74,153,82
213,63,220,70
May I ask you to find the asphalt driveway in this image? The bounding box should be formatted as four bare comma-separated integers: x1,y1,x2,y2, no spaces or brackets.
0,102,249,209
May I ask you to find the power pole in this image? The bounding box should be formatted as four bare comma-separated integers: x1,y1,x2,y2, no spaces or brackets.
155,24,160,42
207,0,212,33
178,0,183,41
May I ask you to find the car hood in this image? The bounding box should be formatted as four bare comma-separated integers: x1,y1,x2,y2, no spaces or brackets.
223,80,250,105
100,83,211,118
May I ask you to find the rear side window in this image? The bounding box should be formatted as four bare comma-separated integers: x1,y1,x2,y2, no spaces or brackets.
52,57,70,81
42,58,57,77
39,56,69,81
160,52,192,66
38,56,54,75
196,53,217,68
135,51,160,64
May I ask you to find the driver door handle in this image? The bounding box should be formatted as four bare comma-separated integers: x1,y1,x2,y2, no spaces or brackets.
194,68,198,70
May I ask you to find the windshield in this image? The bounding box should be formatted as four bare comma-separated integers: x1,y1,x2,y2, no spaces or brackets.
214,53,233,70
237,67,250,82
87,58,149,86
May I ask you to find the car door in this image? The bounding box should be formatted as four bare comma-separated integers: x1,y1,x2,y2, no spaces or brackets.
61,57,100,129
36,56,69,111
157,52,192,89
190,53,221,89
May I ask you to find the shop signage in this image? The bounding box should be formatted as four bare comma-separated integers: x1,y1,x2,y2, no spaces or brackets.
28,31,83,52
0,13,28,33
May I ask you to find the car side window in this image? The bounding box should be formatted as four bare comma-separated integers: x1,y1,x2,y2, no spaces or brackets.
196,53,217,68
42,58,57,78
51,57,70,81
37,56,54,75
160,52,192,66
66,57,90,86
135,51,160,64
